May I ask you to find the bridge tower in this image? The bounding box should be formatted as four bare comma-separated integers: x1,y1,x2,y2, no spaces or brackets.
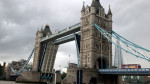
32,28,43,71
80,0,112,69
33,24,58,73
62,1,114,83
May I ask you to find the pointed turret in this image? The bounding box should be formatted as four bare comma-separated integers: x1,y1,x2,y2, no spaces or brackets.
81,1,85,12
81,2,86,16
43,24,52,37
36,28,39,35
95,0,101,7
41,26,44,32
91,0,102,14
91,0,96,14
107,5,112,15
107,5,112,21
91,0,101,7
91,0,95,7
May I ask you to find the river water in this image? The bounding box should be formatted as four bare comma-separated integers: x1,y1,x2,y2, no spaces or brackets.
0,81,45,84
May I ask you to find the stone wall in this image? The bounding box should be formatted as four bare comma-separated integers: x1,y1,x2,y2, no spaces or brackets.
62,68,99,84
32,30,43,71
16,71,40,82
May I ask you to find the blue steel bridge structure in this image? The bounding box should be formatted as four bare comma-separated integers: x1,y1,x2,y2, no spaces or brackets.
9,22,150,79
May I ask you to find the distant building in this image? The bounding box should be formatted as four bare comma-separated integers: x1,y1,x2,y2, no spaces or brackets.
11,59,32,71
68,63,77,69
114,40,123,68
122,76,150,83
122,76,144,83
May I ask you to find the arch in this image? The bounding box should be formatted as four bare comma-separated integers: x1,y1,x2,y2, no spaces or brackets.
90,77,97,84
94,57,109,69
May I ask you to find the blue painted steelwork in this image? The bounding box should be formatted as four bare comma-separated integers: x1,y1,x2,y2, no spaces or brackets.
52,32,80,45
112,32,150,59
94,24,145,58
77,70,83,84
11,67,16,73
10,49,34,75
74,34,80,68
112,31,150,52
99,68,150,75
40,73,53,79
94,23,150,61
39,43,48,71
94,24,146,57
18,49,34,73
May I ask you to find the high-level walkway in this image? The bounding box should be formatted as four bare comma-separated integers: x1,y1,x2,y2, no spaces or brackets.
41,23,80,43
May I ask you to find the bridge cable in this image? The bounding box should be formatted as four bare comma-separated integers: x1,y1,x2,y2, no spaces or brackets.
100,31,103,69
94,23,147,58
109,39,111,69
112,31,150,52
94,23,150,61
18,48,34,73
74,33,80,68
10,48,34,74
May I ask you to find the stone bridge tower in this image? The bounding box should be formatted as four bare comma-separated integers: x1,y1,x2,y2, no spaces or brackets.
80,0,112,69
33,25,58,73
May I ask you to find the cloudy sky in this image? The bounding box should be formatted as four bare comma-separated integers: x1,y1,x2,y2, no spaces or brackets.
0,0,150,70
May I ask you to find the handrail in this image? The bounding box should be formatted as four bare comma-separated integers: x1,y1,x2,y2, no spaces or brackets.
99,68,150,74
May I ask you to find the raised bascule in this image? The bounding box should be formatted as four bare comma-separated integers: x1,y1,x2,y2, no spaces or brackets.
12,0,150,84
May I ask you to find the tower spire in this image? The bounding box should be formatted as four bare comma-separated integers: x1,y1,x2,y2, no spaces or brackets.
81,1,85,12
91,0,95,7
91,0,101,11
95,0,100,2
108,5,112,15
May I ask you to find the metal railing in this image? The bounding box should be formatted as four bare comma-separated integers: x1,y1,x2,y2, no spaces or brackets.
99,68,150,75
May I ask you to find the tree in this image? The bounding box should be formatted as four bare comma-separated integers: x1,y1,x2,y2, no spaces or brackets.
61,72,66,80
0,64,2,76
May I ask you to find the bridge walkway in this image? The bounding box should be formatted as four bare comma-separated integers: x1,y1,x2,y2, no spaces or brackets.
99,68,150,75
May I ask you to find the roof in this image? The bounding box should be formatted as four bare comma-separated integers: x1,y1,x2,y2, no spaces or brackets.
43,25,52,37
91,0,102,12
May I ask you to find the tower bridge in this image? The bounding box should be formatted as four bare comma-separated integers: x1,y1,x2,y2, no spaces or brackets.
11,0,150,84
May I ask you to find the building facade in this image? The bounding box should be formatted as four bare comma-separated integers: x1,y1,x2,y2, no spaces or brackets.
62,0,115,84
80,0,112,69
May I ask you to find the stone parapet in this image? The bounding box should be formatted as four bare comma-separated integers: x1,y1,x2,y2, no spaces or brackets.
16,71,40,82
62,68,99,84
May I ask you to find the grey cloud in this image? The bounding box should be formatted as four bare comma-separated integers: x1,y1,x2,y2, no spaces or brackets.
0,0,150,68
0,0,83,65
112,0,150,67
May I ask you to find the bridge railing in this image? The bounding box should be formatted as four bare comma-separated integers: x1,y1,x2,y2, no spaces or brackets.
99,68,150,75
99,68,150,71
59,23,80,33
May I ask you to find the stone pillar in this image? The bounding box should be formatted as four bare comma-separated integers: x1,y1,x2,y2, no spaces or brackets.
55,71,62,84
32,30,43,71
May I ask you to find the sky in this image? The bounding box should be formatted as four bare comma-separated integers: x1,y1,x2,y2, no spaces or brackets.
0,0,150,70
